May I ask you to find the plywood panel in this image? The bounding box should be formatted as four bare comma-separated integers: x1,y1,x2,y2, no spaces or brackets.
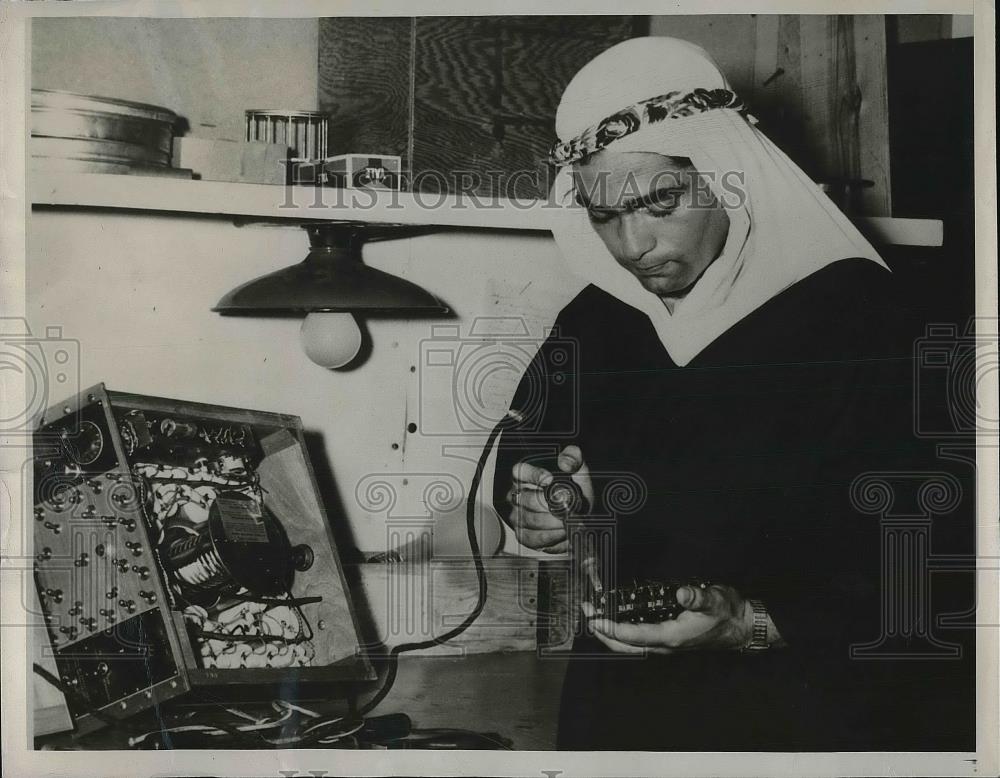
356,558,541,654
411,102,548,200
411,17,539,200
317,18,412,169
499,26,633,118
410,16,635,199
318,16,636,198
412,17,497,121
257,431,362,666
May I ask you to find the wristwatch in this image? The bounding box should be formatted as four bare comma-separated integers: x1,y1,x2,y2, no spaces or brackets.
742,599,770,652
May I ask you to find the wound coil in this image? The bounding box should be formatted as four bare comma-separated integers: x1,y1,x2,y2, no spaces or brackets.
168,533,228,591
159,491,313,605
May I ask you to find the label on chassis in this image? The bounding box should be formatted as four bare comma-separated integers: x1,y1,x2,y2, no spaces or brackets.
215,495,267,543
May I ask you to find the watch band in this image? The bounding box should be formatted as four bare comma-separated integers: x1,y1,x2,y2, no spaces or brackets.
743,599,770,651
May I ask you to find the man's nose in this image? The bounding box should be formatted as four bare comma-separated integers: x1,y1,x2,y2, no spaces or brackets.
616,212,656,263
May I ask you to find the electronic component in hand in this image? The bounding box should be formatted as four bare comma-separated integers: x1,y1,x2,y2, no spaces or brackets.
592,579,712,624
31,384,372,735
581,540,710,624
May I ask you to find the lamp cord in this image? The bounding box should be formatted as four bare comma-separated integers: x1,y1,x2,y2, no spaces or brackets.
357,412,516,716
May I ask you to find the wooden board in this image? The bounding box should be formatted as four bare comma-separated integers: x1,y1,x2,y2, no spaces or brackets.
355,556,542,655
786,15,892,216
256,429,366,668
852,15,892,216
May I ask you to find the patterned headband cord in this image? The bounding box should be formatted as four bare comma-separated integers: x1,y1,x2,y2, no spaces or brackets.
548,87,755,167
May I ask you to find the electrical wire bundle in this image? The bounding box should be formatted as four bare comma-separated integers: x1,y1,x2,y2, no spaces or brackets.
126,701,366,749
183,599,316,669
32,666,512,750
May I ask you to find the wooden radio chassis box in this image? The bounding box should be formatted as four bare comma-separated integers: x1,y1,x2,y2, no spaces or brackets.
31,384,374,735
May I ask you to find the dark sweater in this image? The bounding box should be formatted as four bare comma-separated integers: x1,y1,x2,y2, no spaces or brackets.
493,258,975,751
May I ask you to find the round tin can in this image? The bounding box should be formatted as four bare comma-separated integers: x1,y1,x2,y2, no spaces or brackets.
31,89,179,170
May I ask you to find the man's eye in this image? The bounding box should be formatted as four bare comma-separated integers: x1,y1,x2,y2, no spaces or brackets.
645,196,680,216
587,209,617,224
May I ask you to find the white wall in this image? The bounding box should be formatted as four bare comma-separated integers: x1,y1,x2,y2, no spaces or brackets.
27,211,582,556
31,17,320,142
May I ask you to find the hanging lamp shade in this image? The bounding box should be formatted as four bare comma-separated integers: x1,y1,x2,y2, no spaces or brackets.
213,223,448,315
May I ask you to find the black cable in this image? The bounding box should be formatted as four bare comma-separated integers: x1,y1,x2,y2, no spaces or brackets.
357,413,518,716
408,726,514,750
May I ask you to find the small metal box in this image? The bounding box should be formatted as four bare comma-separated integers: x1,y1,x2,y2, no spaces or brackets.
295,154,402,189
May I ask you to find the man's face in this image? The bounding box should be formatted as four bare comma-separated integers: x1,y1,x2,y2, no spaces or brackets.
572,150,731,297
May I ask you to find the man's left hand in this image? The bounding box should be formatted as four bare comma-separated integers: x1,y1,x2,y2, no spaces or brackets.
582,584,752,654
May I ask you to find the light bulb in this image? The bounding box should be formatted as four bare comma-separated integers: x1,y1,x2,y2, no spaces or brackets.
300,312,362,369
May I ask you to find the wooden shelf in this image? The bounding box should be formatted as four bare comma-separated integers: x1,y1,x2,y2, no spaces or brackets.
29,171,557,232
29,172,943,246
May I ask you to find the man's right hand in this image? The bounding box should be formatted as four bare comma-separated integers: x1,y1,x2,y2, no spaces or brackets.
503,445,593,553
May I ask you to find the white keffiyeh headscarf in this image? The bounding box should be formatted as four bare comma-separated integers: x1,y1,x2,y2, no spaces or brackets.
546,37,887,366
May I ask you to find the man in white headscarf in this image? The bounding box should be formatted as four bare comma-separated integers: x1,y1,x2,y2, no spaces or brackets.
494,37,972,751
